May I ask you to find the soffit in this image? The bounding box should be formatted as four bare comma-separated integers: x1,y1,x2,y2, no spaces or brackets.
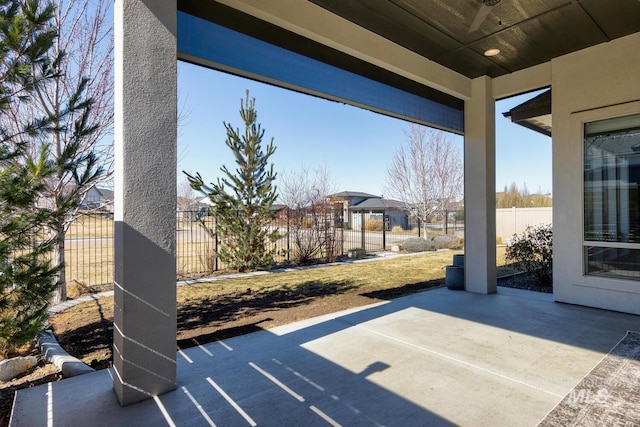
307,0,640,79
503,89,552,136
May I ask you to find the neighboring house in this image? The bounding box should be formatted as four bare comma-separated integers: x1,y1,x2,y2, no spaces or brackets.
329,191,379,229
270,203,288,222
84,187,114,212
176,196,209,220
37,185,114,212
329,191,409,230
177,196,205,211
351,197,408,231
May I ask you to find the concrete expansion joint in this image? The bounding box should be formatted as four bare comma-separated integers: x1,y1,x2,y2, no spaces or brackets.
353,322,563,398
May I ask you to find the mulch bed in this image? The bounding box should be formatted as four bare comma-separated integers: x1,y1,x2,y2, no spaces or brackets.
498,271,553,293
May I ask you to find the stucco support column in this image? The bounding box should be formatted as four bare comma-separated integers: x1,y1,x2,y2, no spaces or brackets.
114,0,177,406
464,76,497,294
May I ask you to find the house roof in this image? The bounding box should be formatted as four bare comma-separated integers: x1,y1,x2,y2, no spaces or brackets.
329,191,380,199
271,204,287,211
502,89,552,137
96,188,114,201
351,198,406,211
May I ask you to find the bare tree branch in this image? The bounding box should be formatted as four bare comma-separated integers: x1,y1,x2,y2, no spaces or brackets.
385,124,463,237
177,177,200,211
279,166,340,263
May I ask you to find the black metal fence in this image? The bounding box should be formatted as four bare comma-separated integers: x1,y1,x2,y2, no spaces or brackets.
65,211,114,288
61,210,462,287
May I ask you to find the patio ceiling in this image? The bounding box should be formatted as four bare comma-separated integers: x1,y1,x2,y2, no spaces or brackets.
307,0,640,79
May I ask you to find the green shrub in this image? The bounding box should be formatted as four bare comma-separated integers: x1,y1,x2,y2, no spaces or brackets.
506,224,553,287
401,237,436,253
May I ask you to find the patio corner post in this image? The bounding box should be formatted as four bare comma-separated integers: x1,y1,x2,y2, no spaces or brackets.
113,0,177,406
463,76,497,294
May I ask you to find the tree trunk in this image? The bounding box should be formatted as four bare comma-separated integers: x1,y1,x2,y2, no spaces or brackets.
444,210,449,235
53,223,67,304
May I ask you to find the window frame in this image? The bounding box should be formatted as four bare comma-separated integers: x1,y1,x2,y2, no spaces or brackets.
582,112,640,280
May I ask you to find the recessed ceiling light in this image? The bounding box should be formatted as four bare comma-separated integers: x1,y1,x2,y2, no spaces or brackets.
484,48,500,57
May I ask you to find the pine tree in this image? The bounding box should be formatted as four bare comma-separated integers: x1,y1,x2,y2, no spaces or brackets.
0,0,61,355
186,91,280,272
0,0,108,303
0,0,98,353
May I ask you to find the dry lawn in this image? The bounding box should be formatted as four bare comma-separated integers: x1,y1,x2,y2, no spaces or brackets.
51,248,517,370
66,214,113,239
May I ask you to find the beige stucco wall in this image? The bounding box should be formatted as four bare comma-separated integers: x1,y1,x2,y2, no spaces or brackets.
552,31,640,314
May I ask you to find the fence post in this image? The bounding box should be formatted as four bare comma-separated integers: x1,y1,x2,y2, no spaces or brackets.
382,209,386,250
287,209,290,262
444,210,449,235
418,218,421,238
341,219,344,256
214,217,219,272
189,214,195,276
361,210,366,249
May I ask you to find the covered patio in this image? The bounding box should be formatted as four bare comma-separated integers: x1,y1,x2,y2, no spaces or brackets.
12,0,640,422
12,287,640,425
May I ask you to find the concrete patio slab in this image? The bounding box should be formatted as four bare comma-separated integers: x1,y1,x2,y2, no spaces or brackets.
11,287,640,426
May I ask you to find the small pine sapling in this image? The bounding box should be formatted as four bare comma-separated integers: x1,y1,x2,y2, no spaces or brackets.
186,91,280,272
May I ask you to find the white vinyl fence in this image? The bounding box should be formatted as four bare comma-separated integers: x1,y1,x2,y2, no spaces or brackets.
496,207,552,242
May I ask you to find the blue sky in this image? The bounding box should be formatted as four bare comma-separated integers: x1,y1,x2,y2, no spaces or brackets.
178,61,552,197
